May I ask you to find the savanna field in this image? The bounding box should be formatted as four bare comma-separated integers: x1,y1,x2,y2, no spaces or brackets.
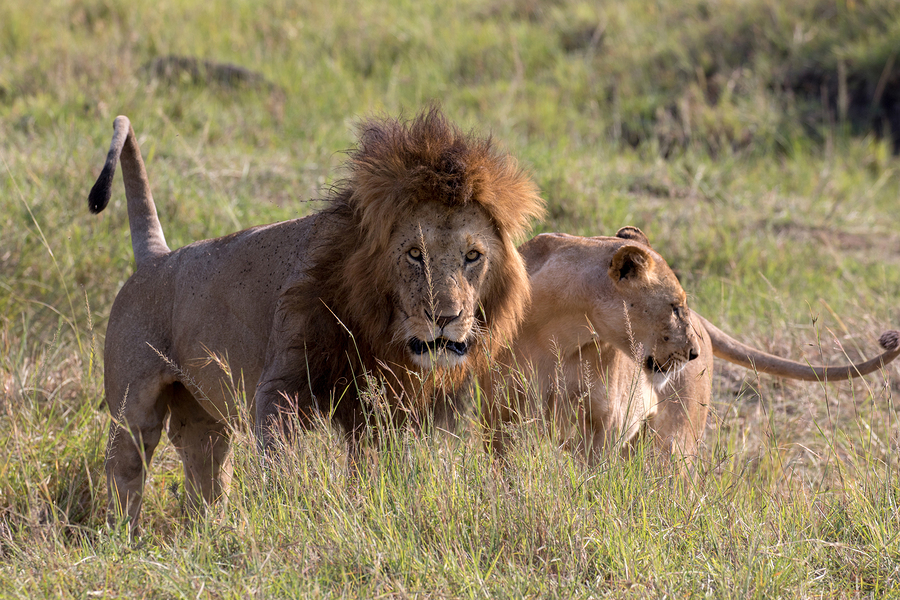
2,0,900,597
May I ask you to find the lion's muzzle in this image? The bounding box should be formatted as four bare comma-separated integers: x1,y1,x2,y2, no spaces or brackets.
408,337,469,357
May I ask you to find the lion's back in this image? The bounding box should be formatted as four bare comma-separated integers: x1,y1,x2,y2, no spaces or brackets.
108,213,324,413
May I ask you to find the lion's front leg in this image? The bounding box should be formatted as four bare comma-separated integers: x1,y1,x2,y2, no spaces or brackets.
254,378,306,453
477,368,522,461
253,306,318,452
479,402,513,460
253,343,323,453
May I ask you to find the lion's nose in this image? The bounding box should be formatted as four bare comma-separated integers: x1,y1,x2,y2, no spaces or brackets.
688,348,699,361
426,309,461,329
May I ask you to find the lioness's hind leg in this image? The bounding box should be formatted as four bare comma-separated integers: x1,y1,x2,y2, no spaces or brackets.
104,382,168,530
166,384,233,517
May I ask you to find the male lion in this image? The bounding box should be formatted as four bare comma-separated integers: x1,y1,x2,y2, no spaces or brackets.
89,108,543,528
483,228,900,466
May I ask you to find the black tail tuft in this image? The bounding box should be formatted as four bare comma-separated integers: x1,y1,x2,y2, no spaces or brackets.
88,163,114,213
88,135,130,215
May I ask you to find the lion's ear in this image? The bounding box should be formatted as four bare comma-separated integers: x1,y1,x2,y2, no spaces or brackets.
615,226,650,247
609,245,654,284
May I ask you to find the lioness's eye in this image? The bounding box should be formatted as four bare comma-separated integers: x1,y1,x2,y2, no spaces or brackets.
672,305,683,318
465,249,482,262
408,248,423,261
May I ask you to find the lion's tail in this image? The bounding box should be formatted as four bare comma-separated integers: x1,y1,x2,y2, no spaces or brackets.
88,115,170,267
696,313,900,382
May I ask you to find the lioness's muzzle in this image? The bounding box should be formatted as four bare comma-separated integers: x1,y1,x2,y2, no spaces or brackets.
409,337,469,357
645,356,666,373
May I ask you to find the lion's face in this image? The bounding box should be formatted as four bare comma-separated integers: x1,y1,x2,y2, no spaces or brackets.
607,244,701,389
390,201,498,369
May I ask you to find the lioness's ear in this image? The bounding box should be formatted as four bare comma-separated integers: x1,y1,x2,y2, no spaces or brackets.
615,226,650,247
609,245,654,284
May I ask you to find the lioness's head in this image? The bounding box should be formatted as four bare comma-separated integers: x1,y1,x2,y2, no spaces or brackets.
608,227,700,388
318,107,544,375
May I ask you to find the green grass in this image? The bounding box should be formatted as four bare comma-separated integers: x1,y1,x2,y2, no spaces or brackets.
2,0,900,597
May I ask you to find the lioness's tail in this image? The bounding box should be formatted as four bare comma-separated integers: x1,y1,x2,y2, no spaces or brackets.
88,115,169,267
697,314,900,381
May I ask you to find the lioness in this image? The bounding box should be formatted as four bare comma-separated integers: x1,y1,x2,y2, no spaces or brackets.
89,108,543,528
483,228,900,465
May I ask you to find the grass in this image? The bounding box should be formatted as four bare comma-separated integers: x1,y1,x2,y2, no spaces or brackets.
1,0,900,596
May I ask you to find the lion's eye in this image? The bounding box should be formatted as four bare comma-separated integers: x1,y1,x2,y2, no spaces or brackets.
465,249,482,262
408,248,423,261
672,305,683,319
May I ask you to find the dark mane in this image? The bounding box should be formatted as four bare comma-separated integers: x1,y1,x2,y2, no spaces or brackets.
279,106,544,436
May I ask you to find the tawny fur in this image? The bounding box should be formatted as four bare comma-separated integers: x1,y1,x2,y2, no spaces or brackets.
485,229,900,467
89,108,543,530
